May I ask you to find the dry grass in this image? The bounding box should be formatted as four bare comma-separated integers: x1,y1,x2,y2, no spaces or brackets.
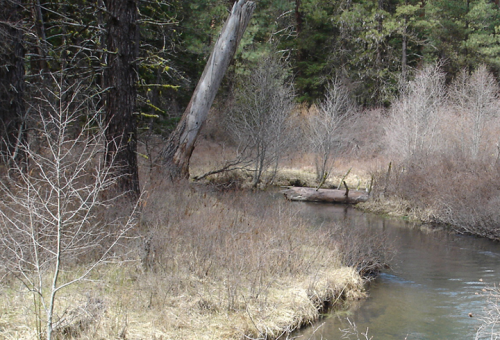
0,182,366,340
357,197,438,223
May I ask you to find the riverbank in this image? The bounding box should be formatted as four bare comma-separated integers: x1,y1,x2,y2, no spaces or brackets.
356,196,437,223
0,183,367,340
1,264,364,339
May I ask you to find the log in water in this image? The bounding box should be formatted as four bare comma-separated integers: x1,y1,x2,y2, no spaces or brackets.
282,187,369,204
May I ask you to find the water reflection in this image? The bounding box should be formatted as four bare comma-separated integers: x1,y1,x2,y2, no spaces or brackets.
296,203,499,340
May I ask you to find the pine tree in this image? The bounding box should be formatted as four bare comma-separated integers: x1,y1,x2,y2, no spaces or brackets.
104,0,141,199
465,0,500,72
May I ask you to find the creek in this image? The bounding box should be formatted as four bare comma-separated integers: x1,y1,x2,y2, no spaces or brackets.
295,203,500,340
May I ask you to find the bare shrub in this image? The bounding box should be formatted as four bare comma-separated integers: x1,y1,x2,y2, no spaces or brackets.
0,76,137,340
225,54,296,187
448,64,500,161
373,145,500,239
308,77,357,182
430,67,500,237
385,64,446,162
475,286,500,340
374,63,500,239
434,162,500,239
331,219,394,278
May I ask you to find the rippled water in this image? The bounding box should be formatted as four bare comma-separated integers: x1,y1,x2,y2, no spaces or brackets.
296,203,500,340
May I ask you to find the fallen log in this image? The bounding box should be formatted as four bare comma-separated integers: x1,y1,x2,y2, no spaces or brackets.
282,187,369,204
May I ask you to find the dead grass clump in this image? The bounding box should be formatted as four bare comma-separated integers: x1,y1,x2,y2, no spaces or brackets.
273,167,317,188
52,295,105,340
333,222,395,278
203,170,250,190
129,182,366,339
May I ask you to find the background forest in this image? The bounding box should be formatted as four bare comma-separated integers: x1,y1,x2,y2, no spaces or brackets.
2,0,500,142
1,0,500,161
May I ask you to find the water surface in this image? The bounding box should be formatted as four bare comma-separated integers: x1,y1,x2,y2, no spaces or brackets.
296,203,500,340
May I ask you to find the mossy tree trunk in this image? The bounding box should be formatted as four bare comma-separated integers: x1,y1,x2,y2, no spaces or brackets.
104,0,140,200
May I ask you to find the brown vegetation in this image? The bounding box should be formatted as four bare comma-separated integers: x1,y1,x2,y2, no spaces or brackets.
0,70,396,338
1,181,372,339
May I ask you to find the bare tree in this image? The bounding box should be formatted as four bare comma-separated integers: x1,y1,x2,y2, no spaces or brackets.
386,64,446,161
160,0,255,180
449,65,500,161
308,77,355,182
226,55,295,187
0,76,137,340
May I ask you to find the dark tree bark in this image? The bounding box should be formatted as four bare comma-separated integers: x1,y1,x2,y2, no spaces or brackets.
29,0,48,74
294,0,304,78
295,0,303,36
0,0,27,166
104,0,140,200
402,0,408,82
161,0,255,180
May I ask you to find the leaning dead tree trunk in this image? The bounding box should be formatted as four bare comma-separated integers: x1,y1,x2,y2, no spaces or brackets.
160,0,255,179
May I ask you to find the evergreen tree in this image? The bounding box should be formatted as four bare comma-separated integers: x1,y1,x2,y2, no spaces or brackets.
136,0,181,135
289,0,338,103
465,0,500,73
336,0,403,106
422,0,469,78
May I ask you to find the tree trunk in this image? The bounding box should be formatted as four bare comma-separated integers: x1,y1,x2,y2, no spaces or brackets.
30,0,48,74
294,0,304,79
161,0,255,180
0,0,27,166
402,1,408,82
104,0,140,200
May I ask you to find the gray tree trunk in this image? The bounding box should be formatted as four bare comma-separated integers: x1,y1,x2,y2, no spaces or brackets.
161,0,255,179
282,187,369,204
